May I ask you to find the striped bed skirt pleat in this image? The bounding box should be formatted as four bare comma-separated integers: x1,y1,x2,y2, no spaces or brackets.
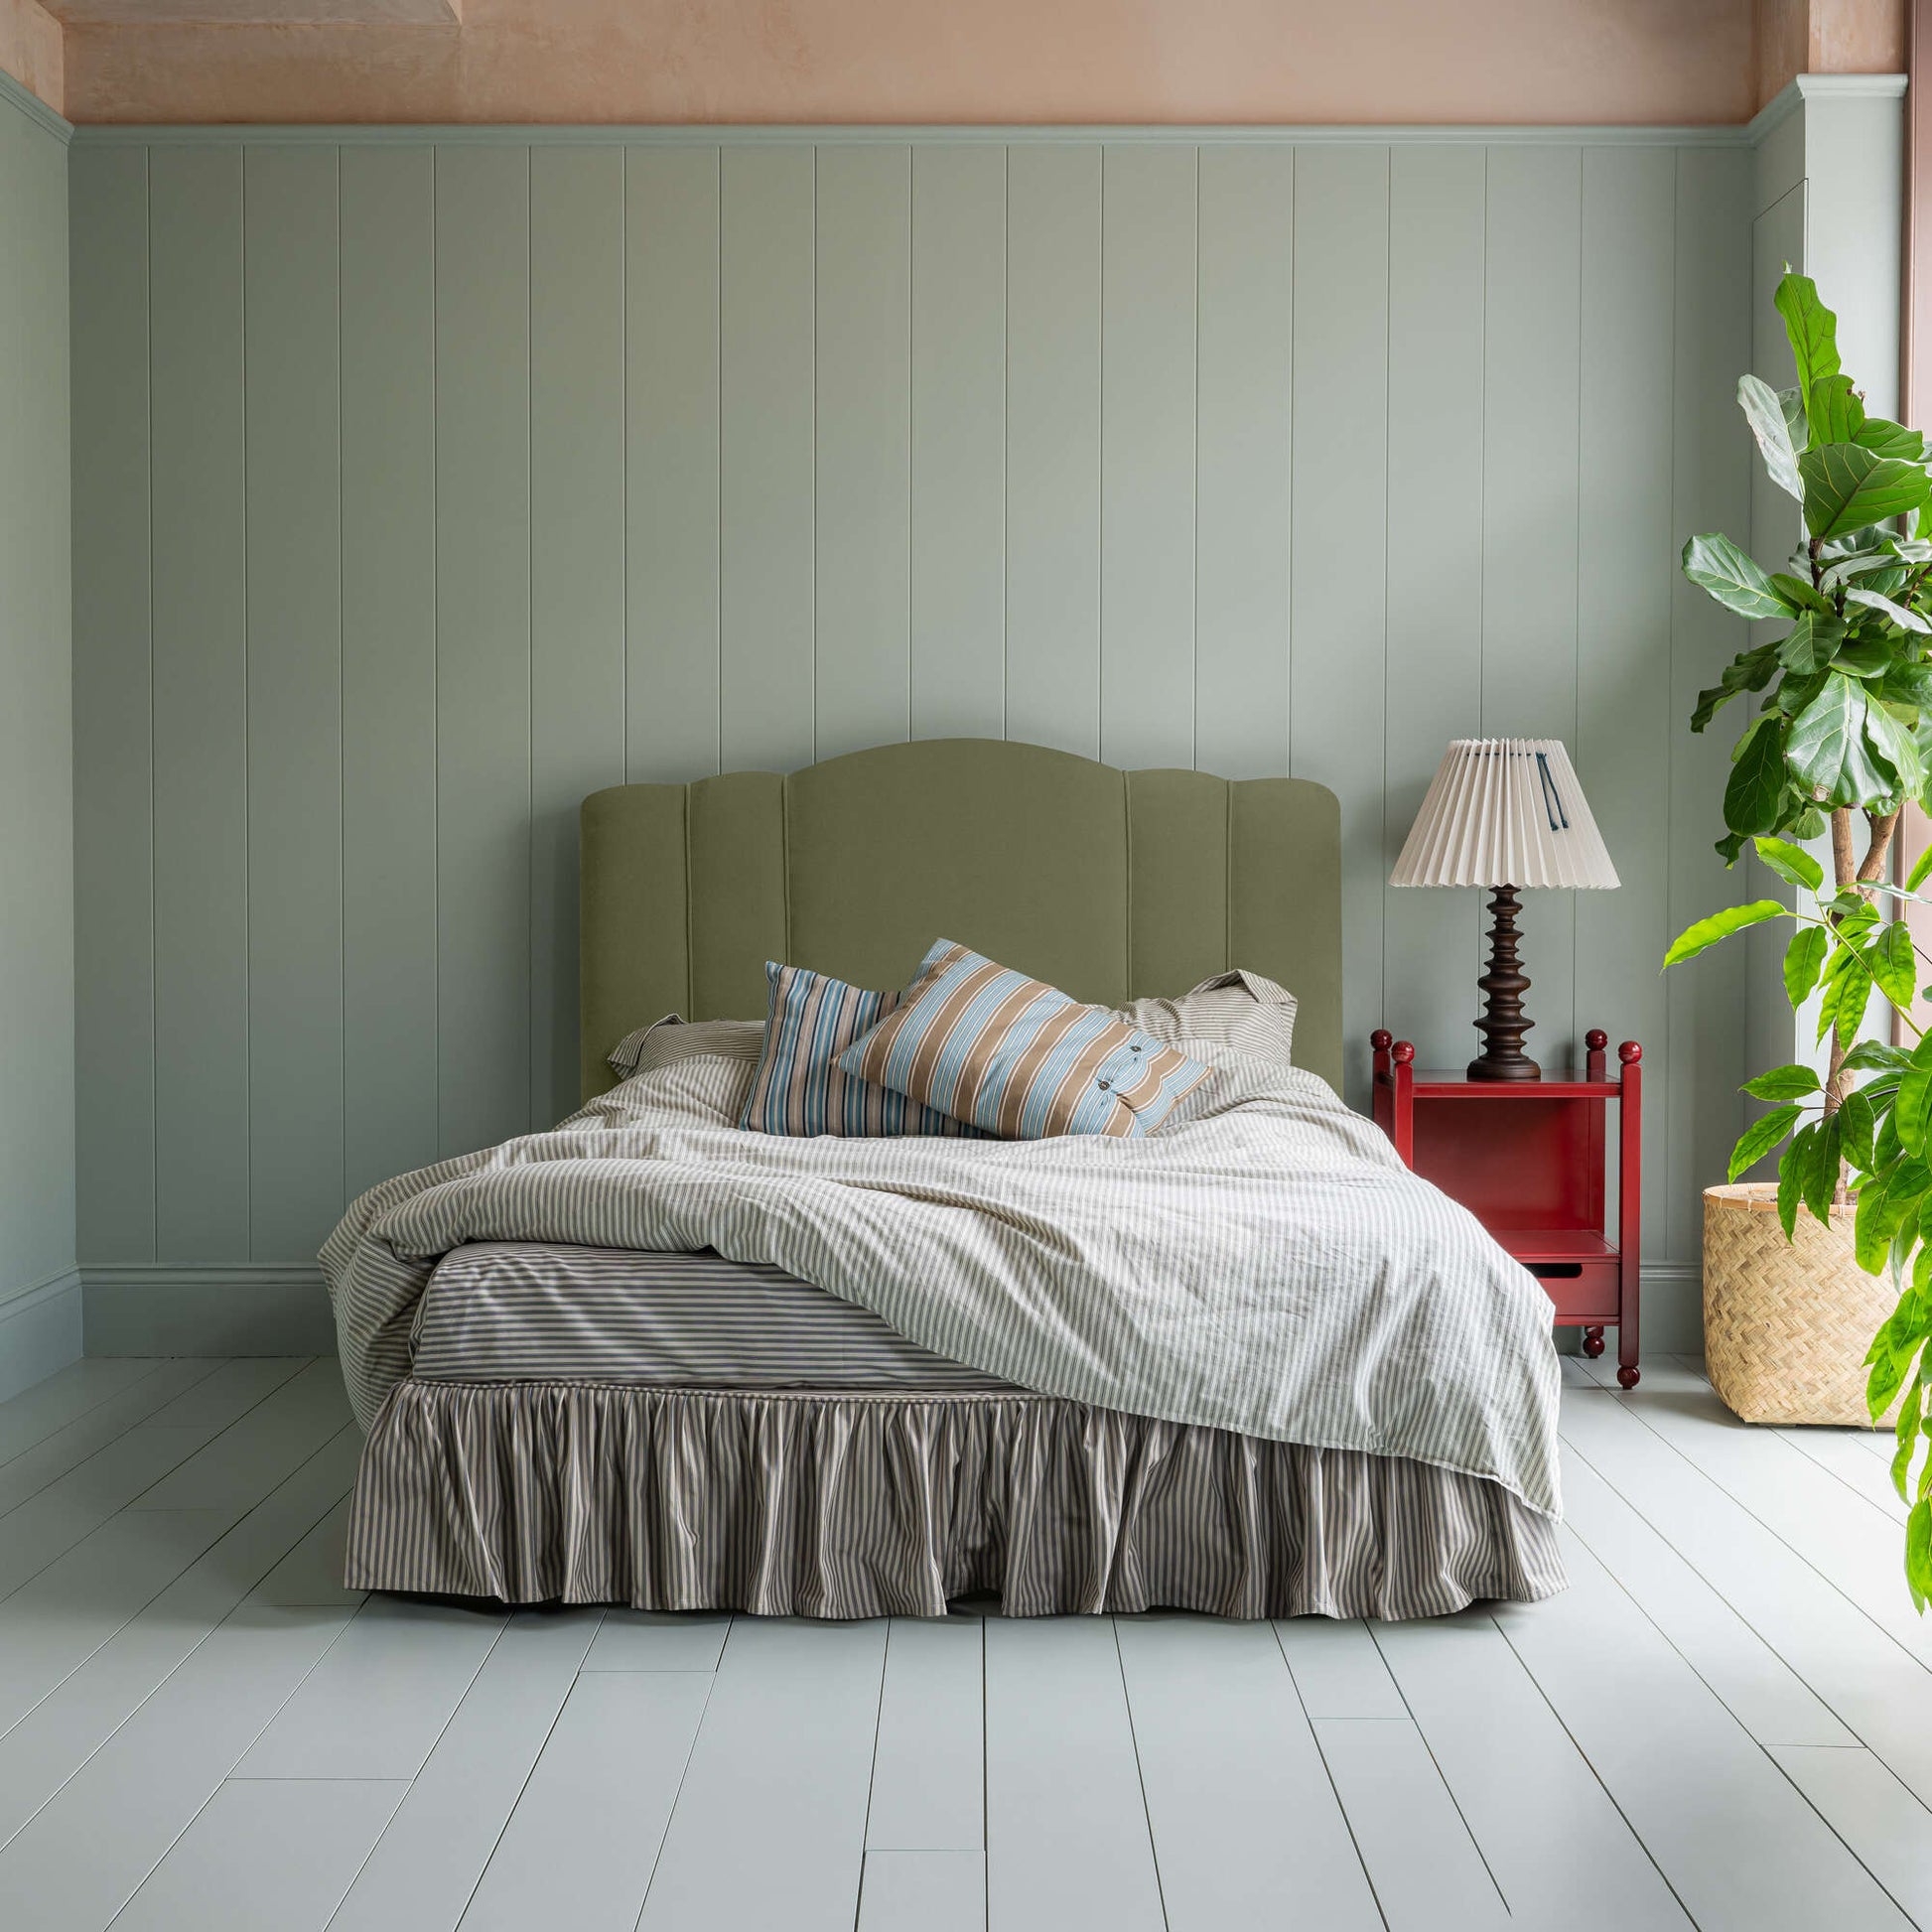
345,1379,1566,1621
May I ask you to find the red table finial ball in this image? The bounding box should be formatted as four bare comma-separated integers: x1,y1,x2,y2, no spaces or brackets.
1618,1040,1642,1065
1392,1040,1416,1065
1585,1029,1608,1051
1371,1029,1392,1051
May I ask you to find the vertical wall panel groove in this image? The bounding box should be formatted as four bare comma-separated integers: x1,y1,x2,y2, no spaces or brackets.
814,143,913,761
148,146,250,1260
1099,142,1197,770
1668,145,1753,1260
1005,143,1102,758
1577,145,1676,1258
70,144,155,1264
243,145,345,1259
342,144,439,1199
1381,145,1486,1069
434,143,534,1159
625,145,721,782
909,145,1006,741
719,145,816,773
1291,144,1389,1107
1194,143,1292,781
531,146,626,1128
1480,145,1585,1072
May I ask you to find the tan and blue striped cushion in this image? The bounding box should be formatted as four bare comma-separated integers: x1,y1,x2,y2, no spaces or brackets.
838,940,1210,1140
739,960,980,1138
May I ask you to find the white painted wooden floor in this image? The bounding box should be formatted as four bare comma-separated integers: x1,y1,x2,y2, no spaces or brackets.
1,1351,1930,1930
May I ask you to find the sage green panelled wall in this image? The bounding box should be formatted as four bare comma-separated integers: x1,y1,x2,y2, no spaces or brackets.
0,79,74,1396
68,131,1753,1314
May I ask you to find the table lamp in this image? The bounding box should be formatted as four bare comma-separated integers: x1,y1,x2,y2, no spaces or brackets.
1389,738,1619,1081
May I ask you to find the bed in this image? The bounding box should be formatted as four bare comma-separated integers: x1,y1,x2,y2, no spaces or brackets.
328,738,1565,1618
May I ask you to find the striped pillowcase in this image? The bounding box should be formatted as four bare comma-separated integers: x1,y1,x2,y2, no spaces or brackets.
739,961,982,1139
837,940,1210,1140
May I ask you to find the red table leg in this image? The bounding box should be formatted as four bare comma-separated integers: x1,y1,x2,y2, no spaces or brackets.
1616,1042,1642,1389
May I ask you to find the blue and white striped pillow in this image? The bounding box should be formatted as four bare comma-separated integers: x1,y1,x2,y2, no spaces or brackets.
738,960,981,1138
837,940,1209,1140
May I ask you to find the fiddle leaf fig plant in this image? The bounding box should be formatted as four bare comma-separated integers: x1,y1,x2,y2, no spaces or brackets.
1662,271,1932,1608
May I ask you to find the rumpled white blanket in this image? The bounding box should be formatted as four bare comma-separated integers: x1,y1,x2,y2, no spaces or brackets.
321,1050,1562,1516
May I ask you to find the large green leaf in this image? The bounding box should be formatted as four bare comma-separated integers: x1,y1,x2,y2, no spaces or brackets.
1728,1104,1802,1181
1823,550,1907,589
1780,383,1809,455
1784,924,1829,1005
1839,1085,1879,1170
1772,571,1835,612
1875,920,1920,1010
1683,533,1793,621
1859,416,1927,462
1724,720,1788,836
1776,272,1843,398
1786,672,1894,805
1893,1036,1932,1155
1909,843,1932,893
1868,703,1926,801
1809,372,1866,447
1663,898,1790,967
1909,1497,1932,1613
1857,1156,1930,1271
1743,1063,1822,1099
1846,586,1932,634
1776,611,1846,673
1798,443,1932,540
1835,639,1898,679
1784,672,1862,796
1737,372,1805,500
1805,1110,1845,1224
1778,1125,1813,1237
1691,641,1780,732
1753,834,1823,892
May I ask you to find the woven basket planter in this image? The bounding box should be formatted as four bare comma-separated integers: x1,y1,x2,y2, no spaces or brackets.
1704,1182,1898,1428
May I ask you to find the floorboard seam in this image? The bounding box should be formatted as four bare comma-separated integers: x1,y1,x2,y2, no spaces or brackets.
1361,1620,1515,1921
627,1615,729,1932
1268,1620,1392,1932
1109,1615,1173,1932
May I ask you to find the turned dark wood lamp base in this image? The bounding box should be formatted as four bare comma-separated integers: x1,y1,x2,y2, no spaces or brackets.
1467,883,1541,1081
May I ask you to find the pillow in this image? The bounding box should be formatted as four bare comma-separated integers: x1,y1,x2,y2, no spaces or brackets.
739,961,981,1138
1113,969,1298,1064
608,1014,765,1082
838,939,1210,1140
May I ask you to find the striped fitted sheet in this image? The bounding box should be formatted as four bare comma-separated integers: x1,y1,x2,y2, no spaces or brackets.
413,1241,1013,1390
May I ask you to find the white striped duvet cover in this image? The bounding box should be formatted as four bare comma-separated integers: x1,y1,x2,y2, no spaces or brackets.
321,1048,1562,1517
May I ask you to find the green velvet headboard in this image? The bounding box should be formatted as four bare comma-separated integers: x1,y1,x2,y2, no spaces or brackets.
580,739,1342,1099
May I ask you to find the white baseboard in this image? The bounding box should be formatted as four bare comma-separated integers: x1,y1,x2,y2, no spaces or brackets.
0,1266,84,1401
82,1264,336,1357
1635,1260,1704,1356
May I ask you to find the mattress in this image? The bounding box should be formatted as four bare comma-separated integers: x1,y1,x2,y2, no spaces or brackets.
411,1241,1016,1391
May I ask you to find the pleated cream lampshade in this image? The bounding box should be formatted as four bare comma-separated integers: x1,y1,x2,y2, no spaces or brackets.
1390,739,1618,1080
1390,739,1619,892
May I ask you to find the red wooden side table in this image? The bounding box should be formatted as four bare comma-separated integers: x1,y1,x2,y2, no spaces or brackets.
1371,1028,1642,1389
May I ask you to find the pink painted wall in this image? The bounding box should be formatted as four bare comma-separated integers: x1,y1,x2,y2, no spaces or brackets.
0,0,1910,137
63,0,1765,126
0,0,61,114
